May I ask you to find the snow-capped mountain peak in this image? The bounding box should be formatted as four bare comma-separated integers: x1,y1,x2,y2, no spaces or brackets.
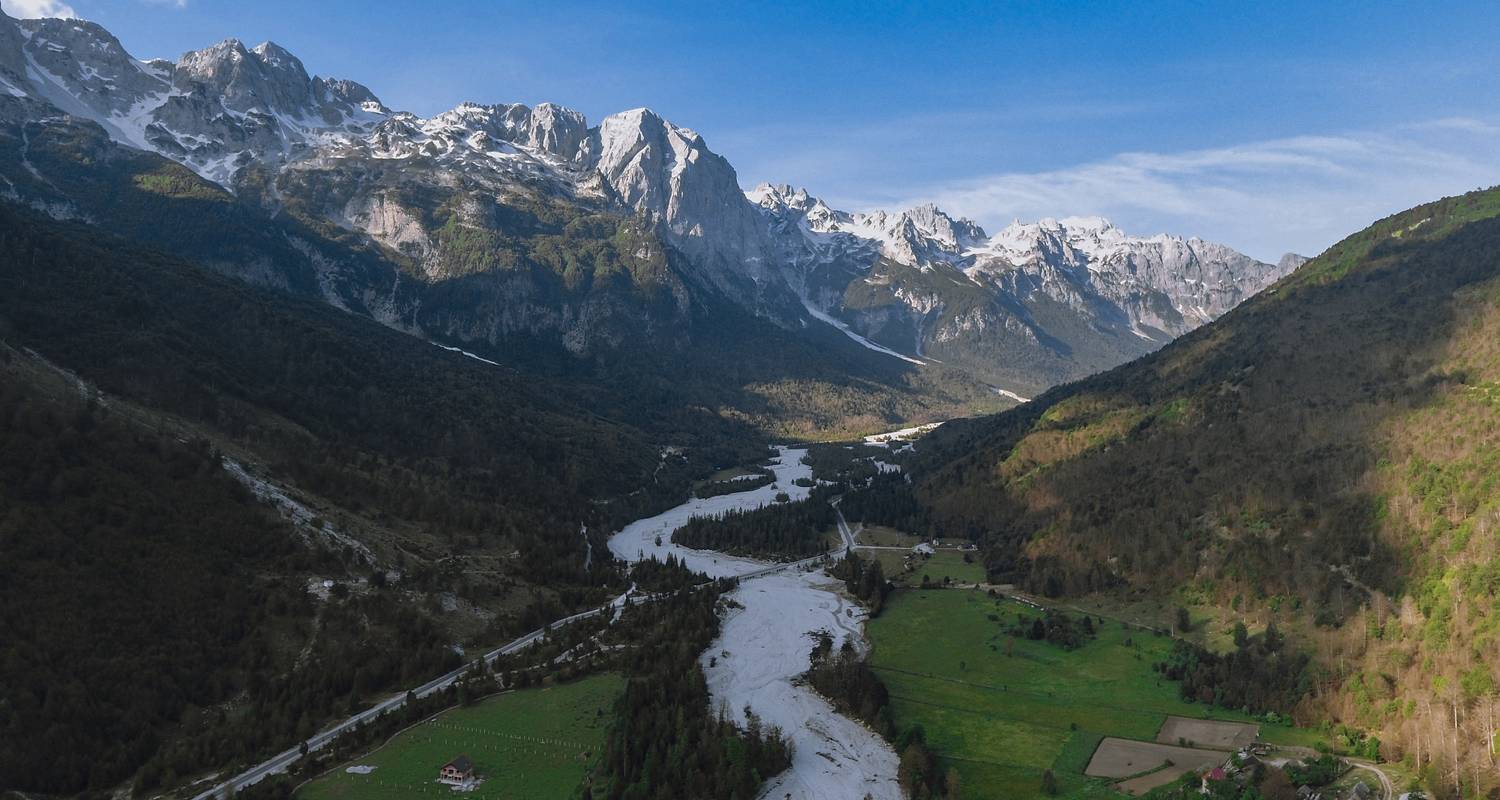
852,203,987,267
751,184,987,271
0,12,397,185
747,186,1292,377
0,11,1298,393
411,101,589,163
964,214,1283,329
983,215,1131,265
249,40,302,74
752,183,851,234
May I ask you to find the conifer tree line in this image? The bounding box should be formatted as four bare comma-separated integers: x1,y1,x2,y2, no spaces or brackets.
837,471,930,533
810,551,960,798
674,485,838,558
0,366,455,795
828,549,892,613
592,585,790,799
806,632,893,737
1155,625,1313,714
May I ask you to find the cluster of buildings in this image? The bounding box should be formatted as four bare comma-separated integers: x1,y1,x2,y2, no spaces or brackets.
1198,749,1377,800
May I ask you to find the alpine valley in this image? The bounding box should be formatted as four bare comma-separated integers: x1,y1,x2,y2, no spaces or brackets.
1,6,1493,800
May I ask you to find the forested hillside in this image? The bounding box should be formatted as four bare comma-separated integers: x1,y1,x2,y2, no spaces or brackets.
886,187,1500,793
0,205,716,796
0,351,477,796
0,356,309,794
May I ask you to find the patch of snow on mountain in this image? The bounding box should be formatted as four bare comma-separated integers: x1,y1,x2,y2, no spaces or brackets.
995,387,1030,403
433,342,500,367
801,298,925,365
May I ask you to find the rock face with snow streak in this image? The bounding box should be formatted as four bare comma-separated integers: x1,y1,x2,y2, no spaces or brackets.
754,183,1296,391
0,6,1293,394
1,14,387,184
583,109,782,298
971,215,1283,329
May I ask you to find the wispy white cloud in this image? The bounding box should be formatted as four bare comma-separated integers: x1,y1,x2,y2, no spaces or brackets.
887,119,1500,261
1,0,76,18
718,102,1174,206
1,0,187,18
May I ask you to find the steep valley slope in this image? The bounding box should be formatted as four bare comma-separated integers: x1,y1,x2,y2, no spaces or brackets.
890,186,1500,794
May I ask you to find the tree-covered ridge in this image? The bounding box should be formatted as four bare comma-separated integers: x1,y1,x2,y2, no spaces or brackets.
898,186,1500,793
0,355,462,797
1286,186,1500,286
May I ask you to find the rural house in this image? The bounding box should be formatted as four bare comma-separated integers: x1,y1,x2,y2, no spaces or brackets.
438,754,475,785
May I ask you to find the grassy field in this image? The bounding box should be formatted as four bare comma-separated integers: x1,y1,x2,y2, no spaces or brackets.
707,464,765,482
902,550,986,587
866,590,1327,799
856,524,924,547
298,673,622,800
862,547,912,579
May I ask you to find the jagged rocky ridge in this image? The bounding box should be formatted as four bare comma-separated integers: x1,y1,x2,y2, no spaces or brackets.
752,183,1299,391
0,9,1299,394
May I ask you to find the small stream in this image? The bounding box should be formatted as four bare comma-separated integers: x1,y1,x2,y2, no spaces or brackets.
607,447,903,800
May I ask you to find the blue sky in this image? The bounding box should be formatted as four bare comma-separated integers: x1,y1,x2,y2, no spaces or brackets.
7,0,1500,260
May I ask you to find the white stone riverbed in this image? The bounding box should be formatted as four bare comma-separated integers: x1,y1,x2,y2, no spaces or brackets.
607,447,902,800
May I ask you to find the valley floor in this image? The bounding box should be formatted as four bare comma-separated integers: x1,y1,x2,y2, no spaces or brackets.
297,673,621,800
866,588,1327,799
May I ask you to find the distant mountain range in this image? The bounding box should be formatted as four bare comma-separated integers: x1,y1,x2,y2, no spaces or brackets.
0,9,1298,398
754,184,1301,391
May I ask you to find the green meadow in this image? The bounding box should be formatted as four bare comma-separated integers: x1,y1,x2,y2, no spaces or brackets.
902,550,987,587
866,590,1325,799
297,673,622,800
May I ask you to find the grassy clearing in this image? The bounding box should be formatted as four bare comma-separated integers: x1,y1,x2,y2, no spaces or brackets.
707,465,764,482
864,548,913,578
298,673,622,800
856,524,924,547
1060,591,1324,660
867,590,1325,799
902,550,986,587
